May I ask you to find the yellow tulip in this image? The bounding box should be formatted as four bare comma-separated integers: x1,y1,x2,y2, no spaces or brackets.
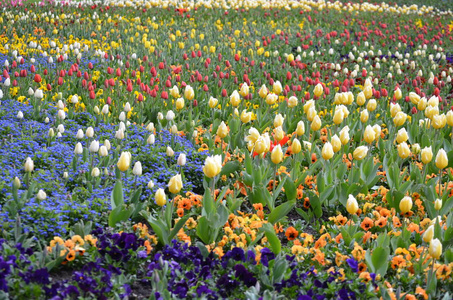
340,126,350,145
366,99,377,112
274,126,284,141
203,155,222,178
184,85,194,101
240,110,252,123
353,146,368,160
363,86,373,99
168,174,183,194
434,198,442,210
322,142,334,160
356,92,366,106
117,151,131,172
230,90,241,107
175,97,185,110
397,142,410,159
364,125,376,144
333,108,345,125
271,145,284,164
216,121,229,138
287,53,294,62
394,87,402,100
432,114,446,129
274,113,284,128
259,85,269,98
265,93,278,105
239,82,249,97
346,194,358,215
209,97,218,109
360,109,369,123
429,238,442,260
287,96,298,108
395,128,408,144
421,146,433,164
447,111,453,126
399,196,413,213
393,111,407,127
303,100,315,114
311,115,321,131
313,83,323,97
155,188,167,206
390,103,401,118
296,121,305,136
409,92,420,105
331,135,341,153
417,97,427,111
435,149,448,169
273,81,283,95
423,225,434,243
291,139,301,154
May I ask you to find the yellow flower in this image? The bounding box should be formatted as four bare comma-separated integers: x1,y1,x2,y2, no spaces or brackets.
399,196,413,214
155,188,167,206
271,145,283,164
168,174,183,194
117,151,131,172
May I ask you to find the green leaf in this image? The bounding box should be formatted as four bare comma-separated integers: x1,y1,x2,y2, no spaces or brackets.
196,217,212,244
220,161,241,177
108,205,132,228
261,223,281,254
202,188,215,216
268,200,295,224
283,175,297,201
169,213,193,241
365,246,390,277
110,180,124,210
130,187,142,204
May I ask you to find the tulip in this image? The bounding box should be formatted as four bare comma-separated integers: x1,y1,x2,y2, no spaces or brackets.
76,129,84,139
421,146,433,164
166,110,175,121
353,146,368,160
259,85,268,98
390,103,401,118
74,143,83,155
94,106,100,114
209,97,218,109
230,90,241,107
240,110,252,123
303,141,312,151
435,149,448,169
432,114,446,129
366,99,377,112
13,177,21,189
364,125,376,144
239,82,249,97
203,155,222,178
306,107,317,122
155,188,167,206
311,115,321,131
89,140,99,153
273,81,282,95
147,123,155,132
132,161,142,176
360,109,369,123
170,85,180,98
124,102,131,112
399,196,413,214
37,189,47,201
17,111,24,119
166,146,175,157
394,88,402,100
313,83,323,97
409,92,420,105
274,126,284,141
373,125,382,140
287,96,298,108
34,89,44,99
99,145,108,157
265,93,277,105
101,105,109,115
393,112,407,127
274,114,284,128
91,167,100,177
148,180,155,189
417,97,427,111
397,142,410,159
184,85,194,100
217,121,229,138
168,174,183,194
363,86,373,99
331,135,341,153
296,121,305,136
177,153,186,166
434,198,442,210
446,111,453,127
429,238,442,260
428,96,439,107
24,157,34,172
303,100,315,114
175,98,185,110
340,126,350,145
346,194,358,215
356,92,366,106
271,145,284,164
291,139,302,154
322,142,334,160
86,127,94,138
170,125,178,134
395,128,408,144
423,225,434,243
333,108,345,125
70,94,79,104
147,134,155,145
117,151,131,172
245,128,260,144
412,143,421,154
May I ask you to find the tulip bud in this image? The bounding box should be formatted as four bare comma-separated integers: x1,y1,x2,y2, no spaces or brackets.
70,94,79,104
89,140,99,153
356,92,366,106
291,139,301,154
259,84,268,98
346,194,359,215
331,135,341,153
417,97,427,111
101,104,109,115
147,134,155,145
170,124,178,134
239,82,249,97
240,110,252,123
311,115,321,131
412,143,421,155
119,112,126,122
423,225,434,243
76,129,84,139
274,113,284,128
91,167,100,177
364,125,376,144
271,145,284,164
434,198,442,210
208,97,218,109
333,108,345,125
353,146,368,160
24,157,34,172
409,92,420,105
148,180,155,189
265,93,278,105
94,106,100,114
177,153,187,166
17,111,24,119
322,142,334,160
99,145,108,157
296,121,305,136
340,126,350,145
360,109,369,123
74,142,83,155
216,121,229,139
168,174,183,194
133,161,142,176
366,99,377,112
230,90,241,107
395,128,408,144
432,114,446,129
287,96,298,108
117,151,131,172
273,81,282,95
115,129,125,140
184,85,194,100
124,102,131,112
175,97,185,110
37,189,47,201
390,103,401,118
313,83,323,97
397,142,410,159
429,238,442,260
13,177,21,189
166,146,174,157
203,155,222,178
435,149,448,169
86,127,94,138
155,188,167,206
393,112,407,127
166,110,175,121
48,128,55,138
394,88,402,100
274,126,285,141
399,196,413,214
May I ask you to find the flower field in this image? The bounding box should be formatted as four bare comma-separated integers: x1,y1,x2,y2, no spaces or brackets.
0,0,453,298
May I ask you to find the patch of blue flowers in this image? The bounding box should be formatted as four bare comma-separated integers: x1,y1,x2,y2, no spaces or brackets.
0,99,208,238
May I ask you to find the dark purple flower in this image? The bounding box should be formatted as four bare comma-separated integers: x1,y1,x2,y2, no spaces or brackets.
346,258,358,273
